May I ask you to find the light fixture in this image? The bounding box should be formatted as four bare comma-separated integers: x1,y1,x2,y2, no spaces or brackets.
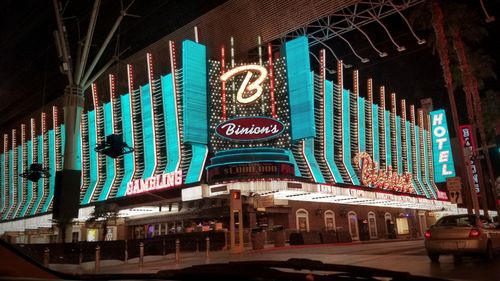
20,163,50,182
95,134,134,158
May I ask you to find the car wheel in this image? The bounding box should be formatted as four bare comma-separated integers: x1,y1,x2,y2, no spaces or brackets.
483,241,494,261
428,252,440,263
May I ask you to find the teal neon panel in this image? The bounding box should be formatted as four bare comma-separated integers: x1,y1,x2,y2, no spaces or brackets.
30,135,44,215
385,111,391,168
325,80,343,183
372,104,379,164
19,140,33,217
82,111,97,204
423,130,436,198
415,126,430,198
406,121,419,195
140,84,156,179
303,138,325,183
429,109,455,182
358,97,366,153
42,130,55,212
286,149,302,177
117,94,134,197
343,90,359,185
185,143,208,183
182,40,207,144
395,116,402,174
14,145,23,217
162,74,181,173
285,36,316,140
99,102,115,201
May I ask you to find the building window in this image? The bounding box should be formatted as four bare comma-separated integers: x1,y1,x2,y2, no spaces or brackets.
396,217,410,235
348,211,359,240
385,212,394,238
296,209,309,232
368,212,377,239
324,210,335,231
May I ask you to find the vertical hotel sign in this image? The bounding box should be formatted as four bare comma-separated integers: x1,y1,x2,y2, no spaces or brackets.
430,109,456,182
459,125,480,194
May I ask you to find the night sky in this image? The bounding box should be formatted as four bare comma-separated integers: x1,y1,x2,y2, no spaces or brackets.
0,0,498,135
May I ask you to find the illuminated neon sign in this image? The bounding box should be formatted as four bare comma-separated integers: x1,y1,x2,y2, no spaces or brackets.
220,65,268,104
354,152,414,193
430,109,455,182
459,125,480,194
215,117,284,141
126,170,183,195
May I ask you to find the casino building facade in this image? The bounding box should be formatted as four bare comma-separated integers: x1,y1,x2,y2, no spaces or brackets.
0,35,457,244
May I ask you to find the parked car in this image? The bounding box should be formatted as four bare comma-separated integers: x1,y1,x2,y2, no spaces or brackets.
424,214,500,262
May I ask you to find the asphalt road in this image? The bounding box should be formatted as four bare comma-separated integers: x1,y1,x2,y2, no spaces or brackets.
52,240,500,281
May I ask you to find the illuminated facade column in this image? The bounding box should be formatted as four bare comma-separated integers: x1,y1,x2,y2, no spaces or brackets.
145,53,162,177
390,93,402,174
167,41,182,173
62,86,84,171
24,119,38,215
16,124,27,218
419,109,437,198
0,135,7,217
6,129,18,219
1,133,12,219
365,79,374,159
426,115,439,190
410,105,428,197
350,70,360,177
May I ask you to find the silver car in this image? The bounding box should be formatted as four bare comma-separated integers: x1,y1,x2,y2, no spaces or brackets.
424,214,500,262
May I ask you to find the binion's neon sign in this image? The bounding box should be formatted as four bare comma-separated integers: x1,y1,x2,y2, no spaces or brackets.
354,152,414,193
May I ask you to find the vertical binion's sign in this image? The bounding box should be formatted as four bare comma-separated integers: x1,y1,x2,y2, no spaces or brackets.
430,110,456,182
459,125,480,195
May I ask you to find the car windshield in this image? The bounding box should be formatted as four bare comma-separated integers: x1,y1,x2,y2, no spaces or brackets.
1,1,500,281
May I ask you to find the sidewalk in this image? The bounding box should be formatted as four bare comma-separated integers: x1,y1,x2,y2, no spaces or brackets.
49,237,423,274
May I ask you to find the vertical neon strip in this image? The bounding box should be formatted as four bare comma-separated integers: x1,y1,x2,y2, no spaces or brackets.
79,112,88,203
366,79,374,158
42,127,55,212
2,136,13,220
118,93,134,197
126,64,136,182
10,130,18,219
99,101,115,201
420,110,436,198
221,46,226,120
140,84,155,178
411,105,428,197
0,139,4,216
406,120,419,195
107,74,119,198
168,41,182,172
14,126,24,218
324,79,342,182
20,124,32,217
0,150,3,217
82,85,99,204
395,116,402,174
2,135,9,217
426,115,439,190
3,132,14,219
378,87,386,169
385,110,392,169
372,104,380,165
342,89,360,184
319,49,336,178
358,97,366,153
54,107,62,172
267,43,276,118
31,123,44,215
146,53,159,176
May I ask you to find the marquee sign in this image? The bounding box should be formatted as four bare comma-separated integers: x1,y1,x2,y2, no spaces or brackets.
126,170,183,195
354,152,414,193
207,162,295,181
430,109,456,182
215,117,284,142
